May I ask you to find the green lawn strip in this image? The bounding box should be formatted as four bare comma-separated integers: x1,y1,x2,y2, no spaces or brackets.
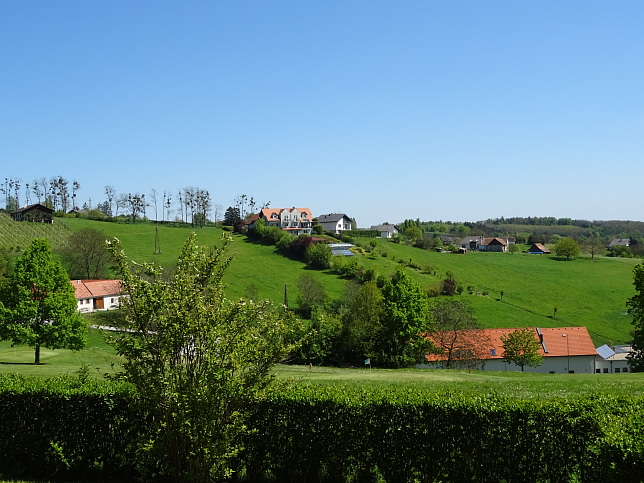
273,364,644,399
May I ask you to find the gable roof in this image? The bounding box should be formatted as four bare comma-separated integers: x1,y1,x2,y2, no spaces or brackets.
528,243,551,254
10,203,54,215
370,224,398,232
260,207,312,219
609,238,630,247
425,326,597,362
72,280,122,299
317,213,351,223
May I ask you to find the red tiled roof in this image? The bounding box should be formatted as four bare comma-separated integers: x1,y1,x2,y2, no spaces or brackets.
72,280,122,299
425,326,596,362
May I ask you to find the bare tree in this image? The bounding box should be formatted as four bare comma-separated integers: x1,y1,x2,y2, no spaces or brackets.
104,185,116,217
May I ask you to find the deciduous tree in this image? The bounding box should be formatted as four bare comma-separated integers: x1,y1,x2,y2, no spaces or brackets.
430,299,482,368
553,237,580,259
59,228,111,279
500,328,543,371
0,238,86,364
376,268,433,367
106,234,302,481
627,264,644,372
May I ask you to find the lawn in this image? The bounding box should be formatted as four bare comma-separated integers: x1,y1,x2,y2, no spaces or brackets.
0,327,122,379
274,364,644,399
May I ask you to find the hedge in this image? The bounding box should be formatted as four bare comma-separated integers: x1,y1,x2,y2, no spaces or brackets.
1,376,643,482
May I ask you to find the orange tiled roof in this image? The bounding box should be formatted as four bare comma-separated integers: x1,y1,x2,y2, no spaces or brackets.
72,280,122,299
426,326,596,362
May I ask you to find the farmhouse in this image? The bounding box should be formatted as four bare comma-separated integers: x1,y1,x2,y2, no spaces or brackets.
10,203,53,223
458,236,515,252
595,344,631,374
72,279,122,313
250,207,313,236
528,243,551,254
370,224,399,239
421,326,599,374
317,213,353,234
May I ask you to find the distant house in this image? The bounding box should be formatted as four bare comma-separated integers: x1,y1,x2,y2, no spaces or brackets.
370,224,399,239
421,326,598,374
248,207,313,236
458,236,515,252
317,213,353,234
528,243,551,254
72,279,122,313
595,345,631,374
10,203,53,223
609,238,630,247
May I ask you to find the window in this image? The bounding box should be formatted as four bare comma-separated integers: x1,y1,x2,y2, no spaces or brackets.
615,368,621,373
549,371,555,374
603,368,609,373
568,370,575,374
490,349,496,356
596,369,601,373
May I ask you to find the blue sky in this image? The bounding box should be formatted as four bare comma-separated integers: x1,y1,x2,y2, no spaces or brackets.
2,1,643,227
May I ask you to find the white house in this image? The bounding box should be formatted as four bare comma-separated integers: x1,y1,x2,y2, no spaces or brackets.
458,236,516,252
595,345,631,374
252,207,313,236
370,224,399,239
421,326,599,374
317,213,353,234
72,279,122,313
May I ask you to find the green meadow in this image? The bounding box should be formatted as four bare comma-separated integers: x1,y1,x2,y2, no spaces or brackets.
1,216,641,348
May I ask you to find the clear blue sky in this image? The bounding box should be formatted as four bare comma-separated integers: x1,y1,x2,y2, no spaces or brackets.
2,1,643,227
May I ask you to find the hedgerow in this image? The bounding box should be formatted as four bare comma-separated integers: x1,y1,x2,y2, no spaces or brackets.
1,377,644,482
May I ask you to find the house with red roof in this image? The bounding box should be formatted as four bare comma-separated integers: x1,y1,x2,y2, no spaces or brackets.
71,279,122,313
421,326,599,374
249,207,313,236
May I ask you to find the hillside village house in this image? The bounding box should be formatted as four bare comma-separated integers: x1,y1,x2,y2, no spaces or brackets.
528,243,551,254
10,203,53,223
421,326,599,374
595,345,631,373
72,279,122,313
458,236,516,252
248,207,313,236
370,224,399,239
317,213,353,234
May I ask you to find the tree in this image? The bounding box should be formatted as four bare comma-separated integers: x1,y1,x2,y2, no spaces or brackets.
429,299,482,368
305,242,332,269
106,234,302,481
500,328,543,371
341,280,384,363
0,239,86,364
376,268,433,367
553,237,581,259
403,225,423,245
223,206,240,226
59,228,111,279
627,264,644,372
296,273,326,318
582,236,606,259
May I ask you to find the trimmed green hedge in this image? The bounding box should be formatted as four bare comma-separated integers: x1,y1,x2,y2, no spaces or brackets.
1,377,643,482
237,385,644,482
0,374,141,481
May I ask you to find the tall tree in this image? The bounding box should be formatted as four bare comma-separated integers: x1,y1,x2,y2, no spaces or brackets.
430,299,482,368
553,237,581,259
0,239,86,364
59,228,111,279
106,234,302,481
342,280,384,363
376,268,433,368
296,273,326,318
627,264,644,372
500,328,543,371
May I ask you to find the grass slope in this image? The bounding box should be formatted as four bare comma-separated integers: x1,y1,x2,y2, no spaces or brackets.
5,217,641,346
0,213,72,250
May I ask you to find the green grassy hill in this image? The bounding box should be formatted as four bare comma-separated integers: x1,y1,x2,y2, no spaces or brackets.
4,216,641,346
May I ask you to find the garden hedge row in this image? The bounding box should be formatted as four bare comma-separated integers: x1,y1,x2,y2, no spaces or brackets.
1,376,643,482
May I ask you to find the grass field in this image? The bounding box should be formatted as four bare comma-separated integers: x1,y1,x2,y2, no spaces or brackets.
2,327,642,400
3,216,642,346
